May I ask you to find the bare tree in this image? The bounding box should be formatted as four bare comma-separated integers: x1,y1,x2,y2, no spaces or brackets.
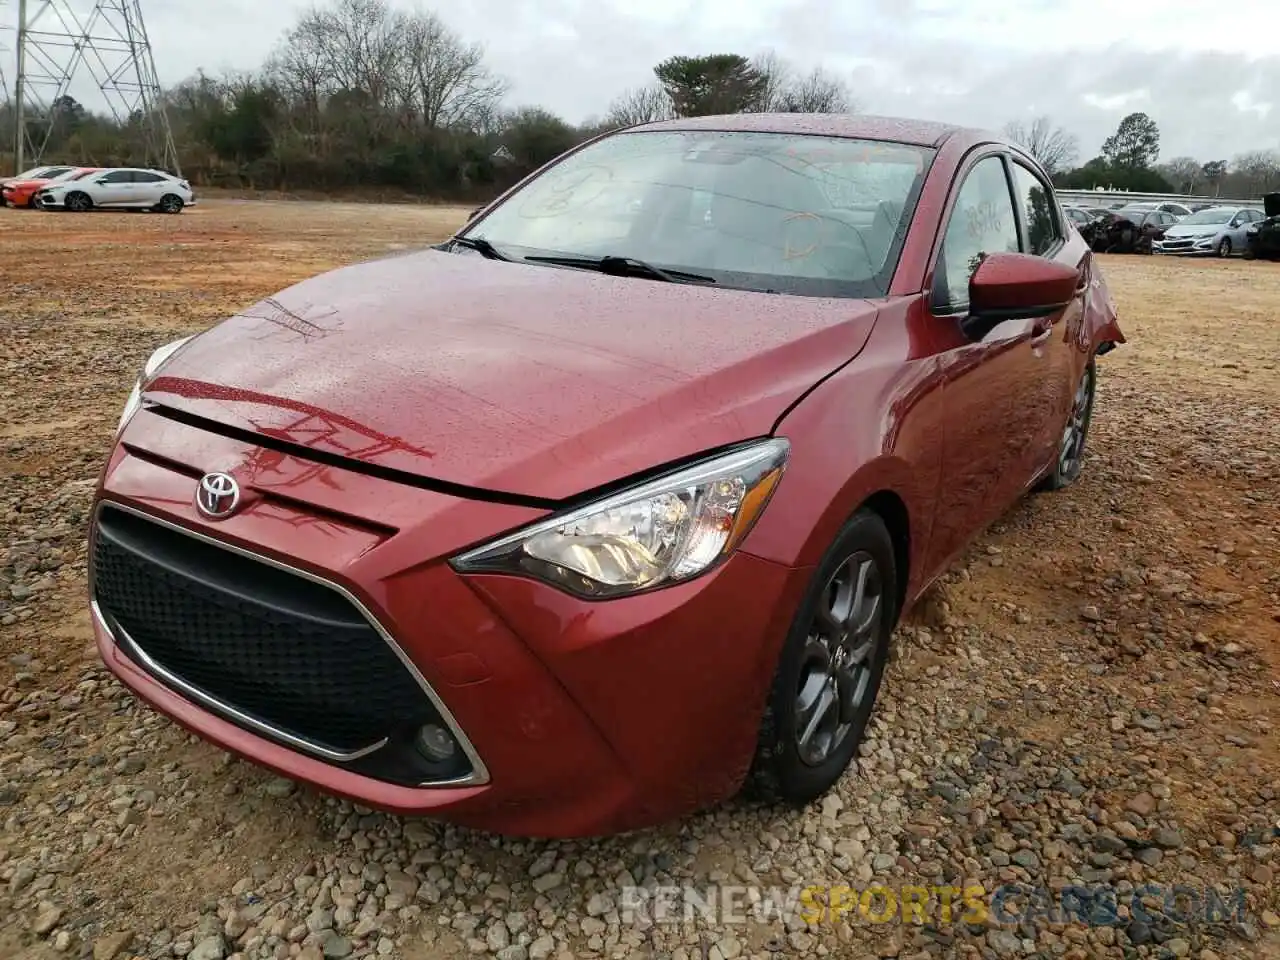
1003,116,1079,176
751,50,854,113
604,84,674,128
1158,156,1202,194
267,0,504,134
396,10,507,130
1229,149,1280,195
772,67,853,113
750,50,789,113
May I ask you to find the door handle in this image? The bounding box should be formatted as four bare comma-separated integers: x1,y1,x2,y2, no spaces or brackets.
1029,317,1053,347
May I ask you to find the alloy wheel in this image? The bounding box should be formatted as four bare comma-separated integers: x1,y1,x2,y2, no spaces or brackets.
1217,238,1232,258
793,551,884,767
1058,362,1096,480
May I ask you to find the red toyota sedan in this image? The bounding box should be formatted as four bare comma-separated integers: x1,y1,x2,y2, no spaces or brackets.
88,114,1123,838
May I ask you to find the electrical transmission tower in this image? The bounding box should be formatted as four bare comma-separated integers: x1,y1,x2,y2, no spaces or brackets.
11,0,179,175
1,2,11,112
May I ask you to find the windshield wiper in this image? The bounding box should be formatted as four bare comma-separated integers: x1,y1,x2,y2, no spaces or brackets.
449,235,515,262
523,254,716,285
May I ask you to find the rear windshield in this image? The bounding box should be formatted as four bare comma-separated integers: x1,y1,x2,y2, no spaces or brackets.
464,130,936,298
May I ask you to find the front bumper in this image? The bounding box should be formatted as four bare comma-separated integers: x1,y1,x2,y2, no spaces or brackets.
1151,236,1218,255
89,414,806,836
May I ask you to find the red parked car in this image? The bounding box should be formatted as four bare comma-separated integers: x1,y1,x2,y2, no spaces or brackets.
88,114,1124,838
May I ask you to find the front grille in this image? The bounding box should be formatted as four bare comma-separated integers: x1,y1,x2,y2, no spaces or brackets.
91,504,440,760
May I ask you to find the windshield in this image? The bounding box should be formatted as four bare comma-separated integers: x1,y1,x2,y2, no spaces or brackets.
1179,208,1233,225
462,130,935,297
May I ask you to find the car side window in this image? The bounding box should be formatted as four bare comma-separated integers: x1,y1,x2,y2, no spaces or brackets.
932,155,1020,313
1009,161,1062,255
100,171,129,184
134,172,163,183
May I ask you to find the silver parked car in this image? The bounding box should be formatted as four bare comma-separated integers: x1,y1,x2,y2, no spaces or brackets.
1151,206,1267,257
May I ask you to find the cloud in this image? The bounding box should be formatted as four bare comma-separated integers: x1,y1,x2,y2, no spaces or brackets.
8,0,1279,160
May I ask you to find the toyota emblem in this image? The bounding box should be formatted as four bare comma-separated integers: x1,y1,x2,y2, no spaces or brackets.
196,472,240,518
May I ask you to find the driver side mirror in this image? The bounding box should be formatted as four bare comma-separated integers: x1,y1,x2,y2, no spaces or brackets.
968,252,1080,323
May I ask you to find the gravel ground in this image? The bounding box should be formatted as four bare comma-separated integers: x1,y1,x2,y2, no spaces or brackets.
1,200,1278,960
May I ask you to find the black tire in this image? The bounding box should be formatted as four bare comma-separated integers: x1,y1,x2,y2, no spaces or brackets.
158,194,184,214
744,509,898,805
65,191,92,213
1041,356,1097,491
1216,237,1232,258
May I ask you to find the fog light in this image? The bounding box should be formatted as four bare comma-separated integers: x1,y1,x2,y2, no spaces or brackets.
414,724,457,762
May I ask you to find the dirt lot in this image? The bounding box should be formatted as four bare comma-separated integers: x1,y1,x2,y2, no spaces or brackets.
1,200,1277,960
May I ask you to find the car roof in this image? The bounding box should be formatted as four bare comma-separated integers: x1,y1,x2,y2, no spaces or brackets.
628,112,967,148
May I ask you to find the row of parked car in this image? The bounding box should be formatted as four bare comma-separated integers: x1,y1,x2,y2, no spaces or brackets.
0,163,197,213
1062,194,1280,260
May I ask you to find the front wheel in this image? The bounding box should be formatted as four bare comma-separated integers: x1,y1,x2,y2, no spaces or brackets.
1042,357,1097,491
65,191,92,213
1217,237,1232,258
744,510,897,805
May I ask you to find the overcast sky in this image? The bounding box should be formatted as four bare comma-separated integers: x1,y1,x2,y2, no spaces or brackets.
6,0,1279,162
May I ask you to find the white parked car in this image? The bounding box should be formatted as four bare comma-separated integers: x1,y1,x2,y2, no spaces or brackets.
37,167,195,214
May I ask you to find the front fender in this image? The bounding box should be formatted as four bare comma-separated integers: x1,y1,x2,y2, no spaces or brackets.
741,307,947,604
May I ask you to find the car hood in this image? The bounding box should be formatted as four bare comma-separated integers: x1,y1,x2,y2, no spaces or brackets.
1,178,49,189
142,248,882,501
1163,223,1224,238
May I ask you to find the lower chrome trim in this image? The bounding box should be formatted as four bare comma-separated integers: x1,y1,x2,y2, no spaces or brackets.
91,600,388,763
88,499,491,787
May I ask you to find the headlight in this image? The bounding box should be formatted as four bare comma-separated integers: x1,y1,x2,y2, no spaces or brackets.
452,438,790,598
116,335,195,433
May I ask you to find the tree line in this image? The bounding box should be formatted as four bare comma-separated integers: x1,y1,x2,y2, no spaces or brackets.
1006,111,1280,199
1,0,1277,201
0,0,854,199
